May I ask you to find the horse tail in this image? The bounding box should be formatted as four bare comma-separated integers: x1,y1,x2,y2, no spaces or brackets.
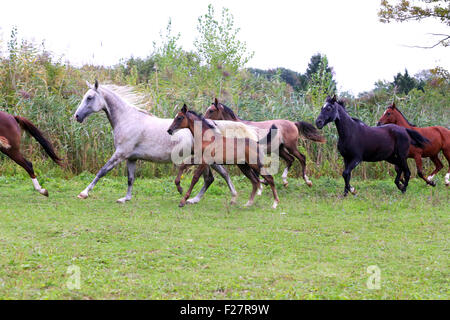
295,121,326,143
406,128,430,149
14,116,62,165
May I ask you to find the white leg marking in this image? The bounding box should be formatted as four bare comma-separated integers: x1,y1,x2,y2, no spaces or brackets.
272,200,279,209
350,187,356,195
445,173,449,185
186,195,202,204
282,168,289,185
304,175,312,186
32,178,48,196
427,174,435,182
257,184,263,196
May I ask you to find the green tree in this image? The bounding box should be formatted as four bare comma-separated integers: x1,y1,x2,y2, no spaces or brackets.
379,0,450,48
195,4,254,72
307,55,336,107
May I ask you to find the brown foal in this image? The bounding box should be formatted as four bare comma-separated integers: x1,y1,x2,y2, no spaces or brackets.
0,111,62,196
378,103,450,186
167,104,280,208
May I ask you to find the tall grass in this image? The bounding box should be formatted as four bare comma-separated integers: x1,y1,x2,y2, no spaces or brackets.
0,29,448,180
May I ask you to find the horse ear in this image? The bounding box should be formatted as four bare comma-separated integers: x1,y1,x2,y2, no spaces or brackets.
331,95,337,102
181,104,187,114
86,80,93,89
214,98,219,106
94,79,99,90
392,102,396,109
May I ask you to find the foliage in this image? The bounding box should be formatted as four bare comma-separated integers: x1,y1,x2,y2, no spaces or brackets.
379,0,450,48
0,5,449,180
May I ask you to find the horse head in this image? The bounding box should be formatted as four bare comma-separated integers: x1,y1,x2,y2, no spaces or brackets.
74,80,107,123
315,95,340,129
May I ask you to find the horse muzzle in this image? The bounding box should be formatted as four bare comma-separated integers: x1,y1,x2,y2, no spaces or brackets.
315,119,325,129
167,129,174,135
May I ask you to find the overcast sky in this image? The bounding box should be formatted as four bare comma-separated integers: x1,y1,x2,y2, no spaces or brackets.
1,0,449,94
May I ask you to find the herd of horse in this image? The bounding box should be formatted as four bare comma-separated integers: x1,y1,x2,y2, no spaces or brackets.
0,81,449,208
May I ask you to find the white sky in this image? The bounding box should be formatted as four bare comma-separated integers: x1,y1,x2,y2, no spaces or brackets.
0,0,449,94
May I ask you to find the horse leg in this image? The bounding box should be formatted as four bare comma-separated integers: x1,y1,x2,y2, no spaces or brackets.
175,163,192,195
279,146,294,187
179,164,207,207
394,164,404,191
342,158,360,196
4,148,48,196
238,164,258,207
413,154,435,187
289,147,312,187
186,165,215,205
399,159,411,193
442,148,450,186
117,159,137,203
426,155,443,185
261,174,280,209
210,164,238,204
78,151,126,199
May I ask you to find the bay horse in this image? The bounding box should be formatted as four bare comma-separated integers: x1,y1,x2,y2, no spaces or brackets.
167,104,280,209
0,111,62,196
315,96,430,196
74,81,257,204
204,98,325,187
377,102,450,186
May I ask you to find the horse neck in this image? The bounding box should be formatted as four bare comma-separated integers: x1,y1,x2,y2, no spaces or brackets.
394,111,412,128
100,88,136,129
334,105,356,139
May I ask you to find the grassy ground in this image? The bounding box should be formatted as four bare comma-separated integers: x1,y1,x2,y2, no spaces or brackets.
0,172,448,299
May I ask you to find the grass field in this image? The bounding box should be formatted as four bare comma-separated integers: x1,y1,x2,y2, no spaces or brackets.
0,172,448,299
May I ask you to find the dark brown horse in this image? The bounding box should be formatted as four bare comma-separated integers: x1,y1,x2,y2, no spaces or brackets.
316,96,430,196
204,98,325,187
168,104,280,209
377,102,450,186
0,111,62,196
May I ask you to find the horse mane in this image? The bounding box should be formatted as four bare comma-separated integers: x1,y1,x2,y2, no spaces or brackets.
389,105,416,127
101,84,153,116
187,110,215,129
334,97,368,126
219,103,240,120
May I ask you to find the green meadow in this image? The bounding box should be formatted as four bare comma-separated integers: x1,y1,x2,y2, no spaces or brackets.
0,173,447,299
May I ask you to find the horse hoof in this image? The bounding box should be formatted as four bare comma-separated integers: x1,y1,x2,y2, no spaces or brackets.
306,181,313,187
283,182,289,188
177,187,183,195
41,189,49,197
272,201,279,209
429,181,436,187
350,187,357,195
77,192,88,199
116,198,128,204
179,202,186,208
244,201,253,207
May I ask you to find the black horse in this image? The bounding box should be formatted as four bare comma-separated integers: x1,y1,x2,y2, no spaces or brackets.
315,96,429,196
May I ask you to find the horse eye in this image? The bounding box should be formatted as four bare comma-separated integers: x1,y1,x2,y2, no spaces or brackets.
387,112,391,116
87,96,92,101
